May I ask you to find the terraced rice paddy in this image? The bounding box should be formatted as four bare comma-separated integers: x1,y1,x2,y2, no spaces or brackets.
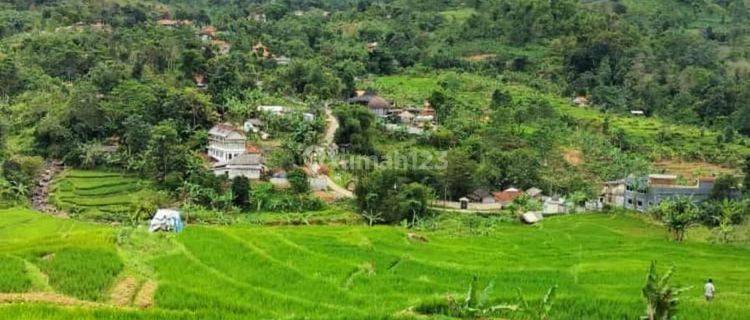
1,207,750,319
50,170,155,221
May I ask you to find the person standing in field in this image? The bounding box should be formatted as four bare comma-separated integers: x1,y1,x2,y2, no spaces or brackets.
704,279,715,301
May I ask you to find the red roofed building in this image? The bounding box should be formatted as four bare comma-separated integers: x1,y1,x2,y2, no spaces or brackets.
492,188,524,204
245,144,262,154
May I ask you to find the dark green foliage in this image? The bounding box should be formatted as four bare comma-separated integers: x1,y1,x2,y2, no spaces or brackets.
287,168,310,194
355,169,434,225
145,122,187,182
231,176,251,209
650,197,699,241
710,174,739,200
490,88,511,109
334,105,376,155
443,149,476,200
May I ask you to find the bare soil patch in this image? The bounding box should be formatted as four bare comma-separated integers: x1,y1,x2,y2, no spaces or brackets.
133,280,157,309
563,149,584,166
464,53,497,62
653,160,738,179
0,292,101,307
110,276,139,307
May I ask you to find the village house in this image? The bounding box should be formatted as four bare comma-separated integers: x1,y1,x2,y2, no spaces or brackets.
492,188,524,205
199,26,217,41
212,153,264,180
249,13,267,23
573,96,589,107
194,74,207,89
253,42,272,58
207,124,247,163
397,110,415,124
257,105,288,116
303,113,315,122
157,19,192,27
542,196,568,215
468,189,495,204
414,114,434,126
601,174,721,212
526,187,543,199
273,56,291,65
212,39,231,55
270,170,291,189
600,179,626,208
348,91,392,117
243,118,264,133
630,110,645,116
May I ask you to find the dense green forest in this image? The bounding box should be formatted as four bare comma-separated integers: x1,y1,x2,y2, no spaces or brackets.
0,0,749,218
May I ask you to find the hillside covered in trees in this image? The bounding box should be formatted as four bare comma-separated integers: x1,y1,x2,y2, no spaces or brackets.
1,0,750,319
0,0,746,219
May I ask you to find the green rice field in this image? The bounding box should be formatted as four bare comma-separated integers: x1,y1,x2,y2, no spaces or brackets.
1,207,750,319
49,170,156,221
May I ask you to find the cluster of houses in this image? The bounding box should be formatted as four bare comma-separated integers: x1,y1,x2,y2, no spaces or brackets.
347,90,437,135
207,123,265,180
206,106,322,191
600,174,727,212
458,187,573,216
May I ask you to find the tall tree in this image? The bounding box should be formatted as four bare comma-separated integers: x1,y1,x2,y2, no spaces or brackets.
231,176,251,209
145,122,185,182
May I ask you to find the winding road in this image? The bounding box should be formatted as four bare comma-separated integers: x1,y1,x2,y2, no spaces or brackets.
314,105,354,199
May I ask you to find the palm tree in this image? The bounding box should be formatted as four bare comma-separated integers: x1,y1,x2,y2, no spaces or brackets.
642,261,690,320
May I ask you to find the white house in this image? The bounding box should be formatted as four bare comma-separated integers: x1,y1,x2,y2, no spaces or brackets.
274,56,291,65
542,196,568,215
243,118,264,133
414,115,435,124
257,105,287,115
212,153,264,180
303,112,315,122
348,93,392,117
208,124,247,163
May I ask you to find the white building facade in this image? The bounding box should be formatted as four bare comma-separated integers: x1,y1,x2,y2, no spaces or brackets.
208,124,247,163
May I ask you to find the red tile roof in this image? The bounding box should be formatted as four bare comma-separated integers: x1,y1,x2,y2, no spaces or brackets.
492,188,524,203
245,144,262,154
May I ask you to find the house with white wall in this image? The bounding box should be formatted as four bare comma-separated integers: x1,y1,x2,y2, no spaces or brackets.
208,124,247,163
